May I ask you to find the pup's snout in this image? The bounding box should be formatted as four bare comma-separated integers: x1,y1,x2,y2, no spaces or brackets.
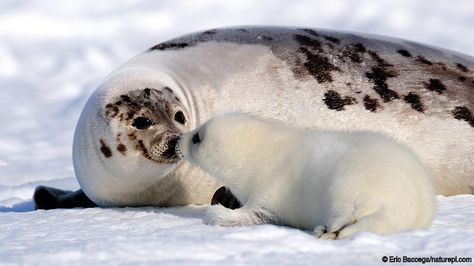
192,132,201,144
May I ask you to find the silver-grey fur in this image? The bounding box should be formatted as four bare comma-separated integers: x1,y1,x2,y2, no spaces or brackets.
37,26,473,209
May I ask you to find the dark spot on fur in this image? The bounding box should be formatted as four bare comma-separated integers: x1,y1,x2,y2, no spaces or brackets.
298,28,320,37
105,104,119,118
127,111,135,120
164,102,172,113
456,63,469,73
128,133,137,140
294,35,322,52
99,139,112,158
365,67,399,102
203,29,217,35
363,95,380,112
353,43,366,53
117,144,127,155
323,90,356,111
397,49,412,57
174,96,180,102
345,51,362,63
452,106,474,127
136,140,151,160
403,92,424,113
424,78,446,94
368,51,393,67
144,88,151,96
120,95,131,102
149,42,189,51
341,43,366,63
164,87,173,93
299,47,340,83
104,88,177,125
322,35,340,44
416,56,433,65
458,76,466,82
143,101,153,109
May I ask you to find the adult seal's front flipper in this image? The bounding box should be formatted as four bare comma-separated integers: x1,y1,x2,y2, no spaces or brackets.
33,186,97,210
211,186,242,210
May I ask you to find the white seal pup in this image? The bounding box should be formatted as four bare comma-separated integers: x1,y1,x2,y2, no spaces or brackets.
176,113,436,239
34,26,473,209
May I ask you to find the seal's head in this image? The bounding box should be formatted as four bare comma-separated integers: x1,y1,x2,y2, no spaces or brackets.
177,113,275,186
102,87,183,164
73,70,189,206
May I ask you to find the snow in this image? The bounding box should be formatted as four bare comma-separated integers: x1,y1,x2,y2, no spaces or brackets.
0,0,473,265
1,188,473,265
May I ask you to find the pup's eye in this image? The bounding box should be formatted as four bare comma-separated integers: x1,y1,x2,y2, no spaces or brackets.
132,117,154,129
192,132,201,144
174,111,186,125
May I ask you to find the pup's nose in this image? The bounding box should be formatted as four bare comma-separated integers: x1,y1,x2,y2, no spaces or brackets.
192,132,201,144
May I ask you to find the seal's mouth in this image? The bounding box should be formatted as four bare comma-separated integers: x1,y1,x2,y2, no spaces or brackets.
148,132,182,163
161,135,180,160
175,135,184,159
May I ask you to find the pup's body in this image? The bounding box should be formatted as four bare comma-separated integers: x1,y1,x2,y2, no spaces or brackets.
177,114,435,239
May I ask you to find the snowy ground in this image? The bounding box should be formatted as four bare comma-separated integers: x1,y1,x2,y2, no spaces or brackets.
0,0,473,265
1,180,474,265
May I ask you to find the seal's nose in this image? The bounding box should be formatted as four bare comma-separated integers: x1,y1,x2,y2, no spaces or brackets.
162,133,181,159
192,132,201,144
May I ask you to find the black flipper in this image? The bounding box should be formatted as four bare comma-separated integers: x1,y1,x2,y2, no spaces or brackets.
33,186,97,210
211,186,242,209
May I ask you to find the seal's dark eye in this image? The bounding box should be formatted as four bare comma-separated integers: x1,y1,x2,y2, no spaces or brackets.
192,132,201,144
174,111,186,125
132,117,154,129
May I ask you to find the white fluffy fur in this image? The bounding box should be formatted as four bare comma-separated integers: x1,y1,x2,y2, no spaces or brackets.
178,113,436,239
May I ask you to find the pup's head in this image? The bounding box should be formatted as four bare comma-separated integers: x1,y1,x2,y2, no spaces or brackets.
176,113,267,180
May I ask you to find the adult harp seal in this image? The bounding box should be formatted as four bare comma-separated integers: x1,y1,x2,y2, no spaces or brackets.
34,26,473,209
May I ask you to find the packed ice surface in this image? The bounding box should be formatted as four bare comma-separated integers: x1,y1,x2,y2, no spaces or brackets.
1,180,473,265
0,0,473,264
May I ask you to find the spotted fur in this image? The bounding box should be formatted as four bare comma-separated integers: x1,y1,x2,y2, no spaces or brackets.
68,26,474,209
403,92,424,113
103,87,186,163
424,78,447,94
363,95,380,112
323,90,356,111
99,139,112,158
147,27,473,127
